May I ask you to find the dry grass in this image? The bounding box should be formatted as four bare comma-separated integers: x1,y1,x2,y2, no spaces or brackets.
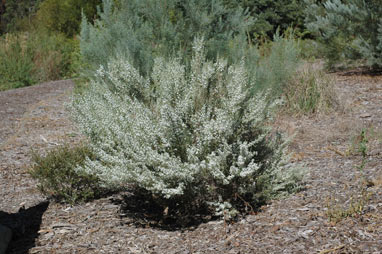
283,61,340,115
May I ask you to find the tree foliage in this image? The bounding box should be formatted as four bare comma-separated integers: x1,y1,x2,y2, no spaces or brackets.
223,0,307,39
0,0,41,34
36,0,101,37
305,0,382,69
0,0,101,37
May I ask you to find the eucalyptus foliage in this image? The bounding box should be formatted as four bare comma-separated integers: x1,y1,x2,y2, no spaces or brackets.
71,39,302,217
305,0,382,69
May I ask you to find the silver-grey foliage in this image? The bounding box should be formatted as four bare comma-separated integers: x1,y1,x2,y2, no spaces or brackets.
71,39,303,217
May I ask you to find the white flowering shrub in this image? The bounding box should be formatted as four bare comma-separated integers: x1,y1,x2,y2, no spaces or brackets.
71,39,302,218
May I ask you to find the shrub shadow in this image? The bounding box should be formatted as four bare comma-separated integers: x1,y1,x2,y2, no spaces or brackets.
340,68,382,77
0,201,49,254
111,191,266,231
111,192,218,231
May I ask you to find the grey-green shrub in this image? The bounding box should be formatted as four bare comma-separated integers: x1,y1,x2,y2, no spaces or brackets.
80,0,254,76
71,39,303,217
305,0,382,69
254,31,301,94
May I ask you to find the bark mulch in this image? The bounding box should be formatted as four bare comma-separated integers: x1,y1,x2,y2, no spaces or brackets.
0,74,381,254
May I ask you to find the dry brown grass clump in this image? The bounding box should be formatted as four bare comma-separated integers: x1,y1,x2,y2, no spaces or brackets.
283,62,339,115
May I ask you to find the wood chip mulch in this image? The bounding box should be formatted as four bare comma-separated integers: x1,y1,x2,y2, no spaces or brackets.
1,74,382,254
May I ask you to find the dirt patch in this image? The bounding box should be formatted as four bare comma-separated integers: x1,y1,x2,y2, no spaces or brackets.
1,75,382,253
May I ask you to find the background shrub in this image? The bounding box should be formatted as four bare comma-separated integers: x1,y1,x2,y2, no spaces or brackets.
0,30,77,91
80,0,255,76
0,33,35,90
305,0,382,70
71,39,303,218
29,144,104,204
35,0,101,37
253,31,301,94
0,0,93,91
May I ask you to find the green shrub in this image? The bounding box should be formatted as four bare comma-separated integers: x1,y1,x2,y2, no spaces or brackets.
29,144,104,204
305,0,382,70
0,30,77,91
71,39,303,218
29,31,77,81
0,33,35,90
35,0,101,37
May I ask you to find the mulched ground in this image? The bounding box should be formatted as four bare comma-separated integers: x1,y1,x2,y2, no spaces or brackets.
0,73,381,254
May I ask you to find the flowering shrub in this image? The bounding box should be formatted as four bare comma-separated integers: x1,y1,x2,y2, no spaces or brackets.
71,39,302,217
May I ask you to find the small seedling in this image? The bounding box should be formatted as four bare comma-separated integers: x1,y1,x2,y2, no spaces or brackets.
358,128,368,159
326,127,373,223
326,189,371,223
